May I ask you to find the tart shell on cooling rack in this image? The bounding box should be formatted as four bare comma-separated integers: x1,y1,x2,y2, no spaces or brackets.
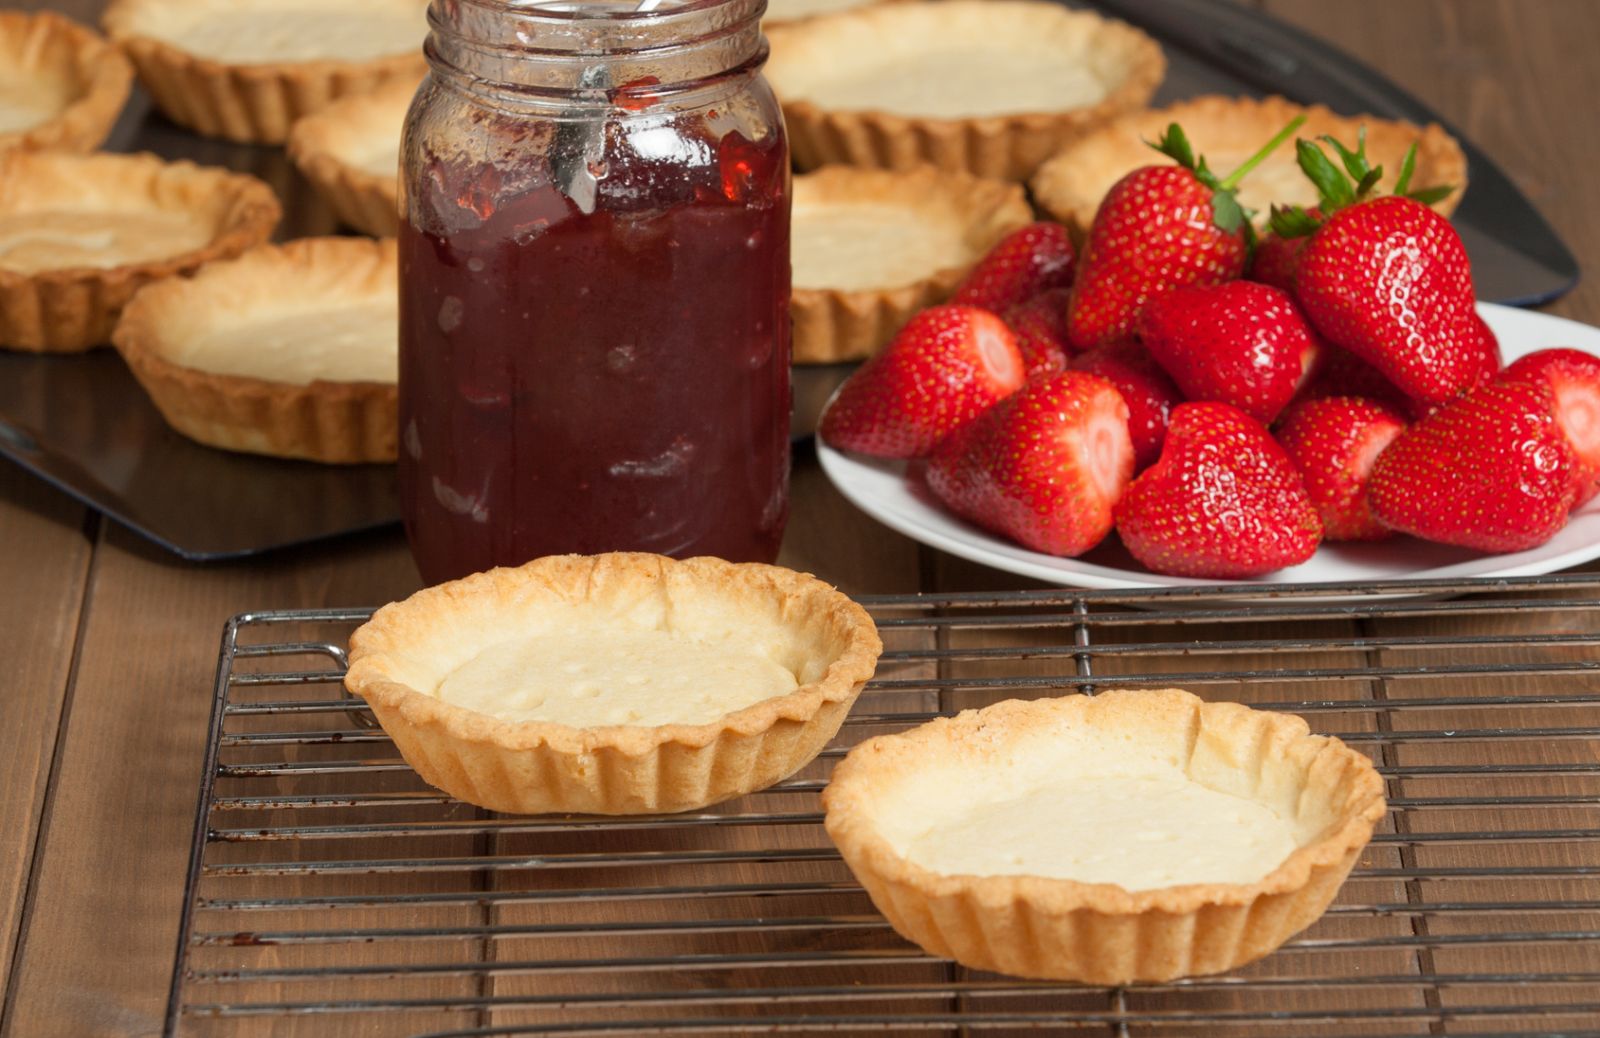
345,553,884,816
823,688,1387,983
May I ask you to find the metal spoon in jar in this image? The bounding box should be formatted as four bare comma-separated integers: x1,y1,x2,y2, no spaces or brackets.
551,0,664,214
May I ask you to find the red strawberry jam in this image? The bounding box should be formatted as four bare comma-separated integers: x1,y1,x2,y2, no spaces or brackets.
398,10,790,585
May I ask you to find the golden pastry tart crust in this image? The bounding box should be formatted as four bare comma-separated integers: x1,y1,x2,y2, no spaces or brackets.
766,0,1164,181
113,236,397,464
764,0,900,26
1031,94,1468,235
0,150,280,353
287,77,417,238
101,0,428,145
0,11,133,155
345,553,883,816
791,165,1032,364
823,689,1386,984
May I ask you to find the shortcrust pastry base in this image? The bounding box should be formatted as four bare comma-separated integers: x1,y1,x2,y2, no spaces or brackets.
345,553,883,815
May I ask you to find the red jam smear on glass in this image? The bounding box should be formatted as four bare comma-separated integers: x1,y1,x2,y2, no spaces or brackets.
399,104,790,585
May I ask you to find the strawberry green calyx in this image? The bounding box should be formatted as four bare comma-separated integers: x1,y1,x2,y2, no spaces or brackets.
1392,142,1456,206
1145,114,1307,236
1271,131,1458,239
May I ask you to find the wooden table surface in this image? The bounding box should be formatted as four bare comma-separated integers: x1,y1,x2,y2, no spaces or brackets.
3,1,1600,1035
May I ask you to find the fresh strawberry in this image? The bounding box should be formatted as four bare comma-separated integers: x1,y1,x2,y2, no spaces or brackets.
1066,117,1305,351
1003,288,1073,378
1294,343,1410,415
1249,230,1306,292
1249,210,1319,292
950,222,1076,314
927,372,1133,556
1275,396,1406,540
1069,341,1183,471
1292,196,1481,405
1138,281,1321,425
1502,348,1600,506
1114,402,1322,578
1367,378,1577,552
1466,311,1503,384
819,305,1024,458
1273,136,1476,405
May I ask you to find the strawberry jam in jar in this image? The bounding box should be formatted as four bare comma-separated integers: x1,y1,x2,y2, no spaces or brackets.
399,0,790,584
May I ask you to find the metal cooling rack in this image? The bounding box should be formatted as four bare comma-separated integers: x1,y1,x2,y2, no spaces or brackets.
165,575,1600,1037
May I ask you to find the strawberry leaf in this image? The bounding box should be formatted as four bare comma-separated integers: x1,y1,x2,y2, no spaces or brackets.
1211,190,1247,235
1407,184,1457,205
1295,138,1356,210
1320,127,1373,183
1269,204,1323,239
1149,123,1197,171
1392,140,1456,206
1393,142,1419,196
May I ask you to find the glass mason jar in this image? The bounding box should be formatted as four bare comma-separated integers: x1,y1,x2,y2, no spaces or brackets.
398,0,791,586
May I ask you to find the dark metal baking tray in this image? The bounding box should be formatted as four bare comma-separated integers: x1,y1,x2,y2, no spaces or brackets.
0,0,1577,561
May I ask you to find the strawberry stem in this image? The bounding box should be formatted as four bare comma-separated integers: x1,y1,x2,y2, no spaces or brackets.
1219,114,1308,190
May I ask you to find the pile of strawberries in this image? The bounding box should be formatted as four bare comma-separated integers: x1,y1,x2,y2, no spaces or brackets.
820,122,1600,579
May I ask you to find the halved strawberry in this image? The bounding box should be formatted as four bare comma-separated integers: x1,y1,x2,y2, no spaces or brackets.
1138,280,1321,425
1113,402,1322,578
1003,288,1073,378
1502,347,1600,506
950,222,1076,314
1275,396,1406,540
926,372,1133,557
1367,378,1577,552
819,305,1024,458
1068,341,1183,471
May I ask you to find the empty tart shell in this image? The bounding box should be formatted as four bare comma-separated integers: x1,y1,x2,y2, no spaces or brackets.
0,150,279,353
791,165,1032,363
114,236,397,463
101,0,428,145
1032,95,1468,235
287,76,417,237
765,0,898,26
0,10,134,155
345,553,883,816
823,689,1387,984
766,0,1164,181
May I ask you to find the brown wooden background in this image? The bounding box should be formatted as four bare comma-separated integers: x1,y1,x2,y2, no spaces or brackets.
3,1,1599,1034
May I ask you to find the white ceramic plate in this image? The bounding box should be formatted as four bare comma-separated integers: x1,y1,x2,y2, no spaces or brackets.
817,302,1600,590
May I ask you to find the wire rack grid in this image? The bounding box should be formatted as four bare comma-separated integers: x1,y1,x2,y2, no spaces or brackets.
165,574,1600,1037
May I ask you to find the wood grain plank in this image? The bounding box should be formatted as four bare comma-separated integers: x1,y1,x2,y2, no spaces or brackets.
0,467,89,1024
4,525,421,1038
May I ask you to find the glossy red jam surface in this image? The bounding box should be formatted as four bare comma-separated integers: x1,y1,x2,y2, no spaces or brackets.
399,105,790,585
